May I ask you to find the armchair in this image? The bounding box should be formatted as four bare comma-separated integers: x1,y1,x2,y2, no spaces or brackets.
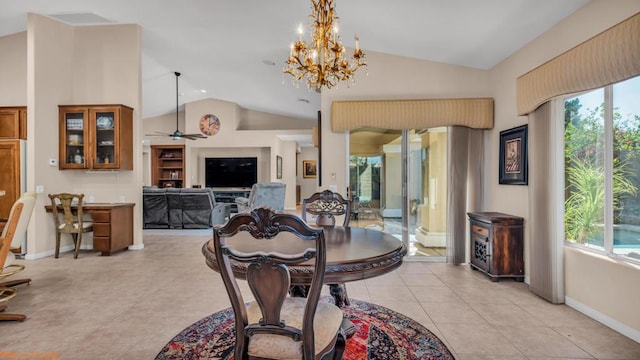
235,182,286,213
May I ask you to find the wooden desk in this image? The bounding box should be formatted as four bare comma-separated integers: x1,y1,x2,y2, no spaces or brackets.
45,203,135,256
202,226,407,304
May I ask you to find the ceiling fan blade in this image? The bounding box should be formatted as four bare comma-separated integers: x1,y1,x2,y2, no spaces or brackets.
145,133,171,137
183,133,207,138
181,134,207,140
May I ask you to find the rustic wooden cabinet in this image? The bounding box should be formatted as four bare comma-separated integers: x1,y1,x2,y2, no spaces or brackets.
59,104,133,170
0,140,23,222
0,106,27,140
468,212,524,281
151,145,185,188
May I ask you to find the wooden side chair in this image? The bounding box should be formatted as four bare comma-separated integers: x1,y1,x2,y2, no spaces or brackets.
48,193,93,259
213,207,345,360
302,189,351,227
0,191,36,321
302,190,351,307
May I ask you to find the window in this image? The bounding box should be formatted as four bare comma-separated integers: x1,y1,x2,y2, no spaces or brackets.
564,75,640,262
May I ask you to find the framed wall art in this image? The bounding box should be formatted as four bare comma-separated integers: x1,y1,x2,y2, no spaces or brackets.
303,160,317,178
276,155,282,179
499,124,528,185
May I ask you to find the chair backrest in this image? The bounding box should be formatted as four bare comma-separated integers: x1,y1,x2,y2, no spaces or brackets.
213,207,326,359
48,193,86,233
302,189,351,227
248,182,286,211
0,192,36,269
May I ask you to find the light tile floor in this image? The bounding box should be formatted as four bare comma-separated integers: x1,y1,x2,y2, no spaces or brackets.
1,229,639,359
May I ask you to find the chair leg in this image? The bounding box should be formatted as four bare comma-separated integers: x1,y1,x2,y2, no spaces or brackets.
73,233,82,259
329,283,350,307
332,329,346,360
0,288,26,321
0,278,31,288
54,232,61,258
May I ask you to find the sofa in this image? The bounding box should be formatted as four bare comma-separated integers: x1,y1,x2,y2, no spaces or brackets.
143,186,229,229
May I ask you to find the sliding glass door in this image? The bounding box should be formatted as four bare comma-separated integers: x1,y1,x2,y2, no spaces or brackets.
349,127,448,260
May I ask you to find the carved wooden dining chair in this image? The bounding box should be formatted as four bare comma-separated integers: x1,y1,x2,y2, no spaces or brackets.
302,189,351,227
213,207,345,360
0,191,36,321
302,190,351,307
48,193,93,259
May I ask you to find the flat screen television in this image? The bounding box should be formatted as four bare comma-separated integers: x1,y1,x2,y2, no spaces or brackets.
205,157,257,188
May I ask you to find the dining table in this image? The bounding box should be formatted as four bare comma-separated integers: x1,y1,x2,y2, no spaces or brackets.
202,225,407,307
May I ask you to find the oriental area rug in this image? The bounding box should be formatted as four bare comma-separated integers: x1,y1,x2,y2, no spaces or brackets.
156,298,454,360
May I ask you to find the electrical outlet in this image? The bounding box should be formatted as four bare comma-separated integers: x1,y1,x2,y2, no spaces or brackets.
48,158,57,166
119,195,126,203
88,195,95,203
36,185,45,194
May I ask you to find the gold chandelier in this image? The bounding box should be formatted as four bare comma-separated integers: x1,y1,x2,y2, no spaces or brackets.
284,0,366,90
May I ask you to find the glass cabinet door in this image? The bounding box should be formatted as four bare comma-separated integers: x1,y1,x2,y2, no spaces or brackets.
62,109,88,169
91,108,117,169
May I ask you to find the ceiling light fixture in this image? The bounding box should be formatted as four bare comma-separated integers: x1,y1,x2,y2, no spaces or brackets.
284,0,366,91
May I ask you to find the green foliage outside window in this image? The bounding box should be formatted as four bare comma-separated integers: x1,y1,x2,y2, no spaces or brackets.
564,99,639,244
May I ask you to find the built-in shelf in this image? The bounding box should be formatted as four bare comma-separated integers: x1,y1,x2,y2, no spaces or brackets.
151,145,185,188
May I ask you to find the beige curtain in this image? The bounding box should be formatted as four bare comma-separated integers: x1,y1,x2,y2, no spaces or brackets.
332,98,494,131
520,14,640,304
517,12,640,116
446,126,484,264
528,100,565,303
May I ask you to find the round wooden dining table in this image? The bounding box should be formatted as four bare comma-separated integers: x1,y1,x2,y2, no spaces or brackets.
202,226,407,306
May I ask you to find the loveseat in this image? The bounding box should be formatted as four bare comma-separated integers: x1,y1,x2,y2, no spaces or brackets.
143,186,229,229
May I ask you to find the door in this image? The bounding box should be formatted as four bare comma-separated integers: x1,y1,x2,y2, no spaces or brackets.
349,127,448,259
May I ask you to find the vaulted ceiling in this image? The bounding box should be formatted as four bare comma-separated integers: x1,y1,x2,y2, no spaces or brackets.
0,0,589,121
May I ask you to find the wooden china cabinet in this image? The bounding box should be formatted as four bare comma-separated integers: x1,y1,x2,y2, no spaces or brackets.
58,105,133,170
0,106,27,234
0,107,27,140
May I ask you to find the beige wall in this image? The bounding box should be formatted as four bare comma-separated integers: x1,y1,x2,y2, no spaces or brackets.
0,32,27,105
25,14,143,257
319,0,640,339
320,50,491,194
297,147,319,202
143,97,306,210
489,0,640,337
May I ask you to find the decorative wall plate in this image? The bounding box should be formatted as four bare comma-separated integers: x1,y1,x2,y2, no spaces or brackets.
96,116,114,129
199,114,221,136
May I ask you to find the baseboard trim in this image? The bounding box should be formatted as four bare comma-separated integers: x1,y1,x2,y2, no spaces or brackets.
565,296,640,343
129,244,144,250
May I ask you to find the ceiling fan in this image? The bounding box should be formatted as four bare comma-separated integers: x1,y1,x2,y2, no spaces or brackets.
146,72,207,140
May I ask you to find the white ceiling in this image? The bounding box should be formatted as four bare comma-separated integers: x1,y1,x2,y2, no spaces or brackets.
0,0,589,121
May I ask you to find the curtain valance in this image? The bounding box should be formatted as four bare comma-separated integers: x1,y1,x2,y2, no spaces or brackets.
331,98,494,131
517,12,640,116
